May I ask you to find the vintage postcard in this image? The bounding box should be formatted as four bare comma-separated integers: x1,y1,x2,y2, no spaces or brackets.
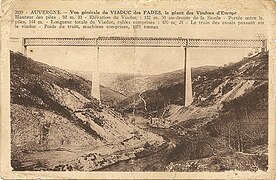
0,0,276,179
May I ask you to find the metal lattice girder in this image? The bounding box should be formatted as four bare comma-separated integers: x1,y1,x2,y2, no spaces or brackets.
24,38,97,46
23,37,266,48
97,37,187,47
188,39,265,48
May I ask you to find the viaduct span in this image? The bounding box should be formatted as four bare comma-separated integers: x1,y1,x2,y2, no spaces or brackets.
22,37,267,106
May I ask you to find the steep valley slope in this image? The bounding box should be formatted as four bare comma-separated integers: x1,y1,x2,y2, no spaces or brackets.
113,52,269,171
118,52,268,121
10,50,269,172
10,51,165,171
165,52,268,171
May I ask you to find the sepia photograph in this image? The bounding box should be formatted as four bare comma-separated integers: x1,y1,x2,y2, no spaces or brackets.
10,37,269,172
1,0,276,179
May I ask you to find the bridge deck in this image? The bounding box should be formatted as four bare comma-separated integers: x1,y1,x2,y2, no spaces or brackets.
23,37,266,48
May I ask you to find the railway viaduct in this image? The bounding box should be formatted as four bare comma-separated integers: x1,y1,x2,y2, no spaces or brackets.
22,37,267,106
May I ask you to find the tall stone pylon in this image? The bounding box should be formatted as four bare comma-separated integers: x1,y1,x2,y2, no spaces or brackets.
91,46,100,101
22,38,27,57
23,46,27,57
261,39,267,53
184,47,193,106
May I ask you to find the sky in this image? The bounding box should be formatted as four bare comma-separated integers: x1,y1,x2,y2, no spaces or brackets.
9,0,268,75
12,46,255,74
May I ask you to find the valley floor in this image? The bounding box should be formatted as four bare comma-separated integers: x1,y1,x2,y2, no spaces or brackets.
99,114,268,172
99,125,178,171
11,109,268,172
